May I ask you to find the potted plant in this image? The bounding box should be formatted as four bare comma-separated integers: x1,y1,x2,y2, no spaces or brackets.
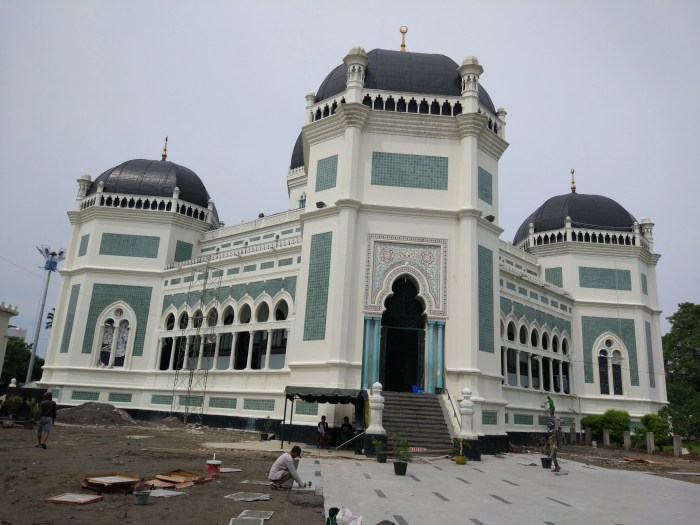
390,433,410,476
454,438,468,465
3,395,24,419
371,438,388,463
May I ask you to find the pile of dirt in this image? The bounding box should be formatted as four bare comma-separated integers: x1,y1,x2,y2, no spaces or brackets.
58,402,137,426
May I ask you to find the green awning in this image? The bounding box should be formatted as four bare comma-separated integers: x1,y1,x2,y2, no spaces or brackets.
284,386,364,406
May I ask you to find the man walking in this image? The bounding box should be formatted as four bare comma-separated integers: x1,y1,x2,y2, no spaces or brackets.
268,445,308,489
36,392,57,449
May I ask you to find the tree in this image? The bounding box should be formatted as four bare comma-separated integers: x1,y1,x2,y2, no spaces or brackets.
1,339,45,384
662,302,700,441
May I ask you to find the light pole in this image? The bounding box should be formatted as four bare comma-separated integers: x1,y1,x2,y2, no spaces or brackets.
26,245,66,384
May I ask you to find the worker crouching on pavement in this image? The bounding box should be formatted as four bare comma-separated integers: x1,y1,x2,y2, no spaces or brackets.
268,445,310,489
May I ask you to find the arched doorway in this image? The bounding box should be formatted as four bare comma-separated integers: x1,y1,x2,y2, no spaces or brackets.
380,276,425,392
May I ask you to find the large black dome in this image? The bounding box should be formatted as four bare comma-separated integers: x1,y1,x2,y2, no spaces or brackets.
315,49,496,113
87,159,211,208
290,133,304,170
513,192,637,245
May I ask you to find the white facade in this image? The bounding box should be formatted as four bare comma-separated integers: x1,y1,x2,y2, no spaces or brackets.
40,46,666,442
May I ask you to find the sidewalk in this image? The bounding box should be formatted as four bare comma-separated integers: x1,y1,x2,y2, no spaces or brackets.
204,439,700,525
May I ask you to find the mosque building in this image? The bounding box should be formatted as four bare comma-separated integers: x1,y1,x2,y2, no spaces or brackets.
40,36,667,449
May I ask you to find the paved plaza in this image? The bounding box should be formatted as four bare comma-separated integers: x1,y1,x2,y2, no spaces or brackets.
211,440,700,525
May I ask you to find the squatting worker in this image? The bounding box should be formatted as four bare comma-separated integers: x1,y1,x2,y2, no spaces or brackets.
36,391,57,449
268,445,309,489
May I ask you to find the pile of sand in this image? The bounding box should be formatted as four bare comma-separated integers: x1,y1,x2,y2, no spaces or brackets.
58,402,136,426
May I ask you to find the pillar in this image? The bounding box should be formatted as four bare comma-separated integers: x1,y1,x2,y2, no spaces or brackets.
263,328,273,369
515,350,521,387
245,330,255,369
527,352,533,389
623,431,631,451
458,388,476,438
168,337,176,370
603,428,611,447
538,356,544,391
212,334,221,370
363,317,371,388
548,357,554,392
372,318,381,383
196,335,205,369
501,347,507,383
365,382,386,435
646,432,655,454
228,332,238,370
427,321,435,393
436,322,445,391
557,360,563,393
673,435,683,457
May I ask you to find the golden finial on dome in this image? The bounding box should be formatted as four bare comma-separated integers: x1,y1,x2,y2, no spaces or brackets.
570,168,576,193
400,26,408,52
161,136,168,161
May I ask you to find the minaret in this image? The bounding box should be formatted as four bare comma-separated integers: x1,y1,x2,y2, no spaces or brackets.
343,46,369,104
458,56,483,113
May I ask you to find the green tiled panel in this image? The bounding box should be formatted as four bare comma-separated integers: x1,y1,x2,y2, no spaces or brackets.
152,394,173,405
72,391,99,401
296,227,301,232
304,232,333,341
263,233,275,239
161,276,298,313
295,401,319,416
545,267,563,288
530,292,539,300
175,241,193,262
538,415,549,426
227,267,240,275
78,234,90,257
60,284,81,353
371,152,448,190
281,229,294,235
561,418,575,427
514,414,533,425
233,240,244,246
505,413,509,424
201,246,215,253
645,321,656,388
108,393,133,403
518,287,527,296
243,399,275,411
297,256,302,263
641,273,648,295
221,243,231,248
551,300,559,308
541,296,549,304
499,298,571,335
478,245,494,353
526,269,537,276
82,284,152,356
179,395,203,407
209,397,237,409
260,261,275,269
100,233,159,258
579,267,632,290
316,155,339,192
482,410,497,425
243,264,257,272
560,304,568,312
582,316,638,385
197,273,208,280
278,258,293,267
170,278,181,285
250,236,261,242
477,167,493,205
183,275,194,283
212,270,224,278
515,264,522,270
506,282,516,291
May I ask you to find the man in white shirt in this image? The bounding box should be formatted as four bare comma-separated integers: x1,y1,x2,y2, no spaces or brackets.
268,445,307,489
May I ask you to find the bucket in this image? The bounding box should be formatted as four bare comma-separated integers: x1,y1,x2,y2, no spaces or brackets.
592,440,597,449
207,453,222,479
541,457,552,469
133,491,150,505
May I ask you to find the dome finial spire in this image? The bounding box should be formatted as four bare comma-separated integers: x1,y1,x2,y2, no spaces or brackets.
570,168,576,193
161,136,168,161
400,26,408,52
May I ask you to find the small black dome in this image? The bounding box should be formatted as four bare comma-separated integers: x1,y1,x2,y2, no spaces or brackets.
315,49,496,113
290,132,304,170
87,159,211,208
513,192,637,245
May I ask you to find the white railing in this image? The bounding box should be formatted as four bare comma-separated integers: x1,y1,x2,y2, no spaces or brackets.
202,209,302,241
79,192,212,223
520,226,648,252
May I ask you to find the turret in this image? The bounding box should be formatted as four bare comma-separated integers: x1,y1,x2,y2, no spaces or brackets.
458,56,483,112
343,46,369,103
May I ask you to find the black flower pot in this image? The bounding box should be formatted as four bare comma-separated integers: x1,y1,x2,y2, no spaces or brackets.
541,457,552,469
377,453,388,463
393,461,408,476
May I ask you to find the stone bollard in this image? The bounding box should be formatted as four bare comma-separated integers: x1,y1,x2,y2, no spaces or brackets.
646,432,655,454
673,434,683,457
623,431,631,451
585,427,592,446
603,429,611,447
569,426,577,445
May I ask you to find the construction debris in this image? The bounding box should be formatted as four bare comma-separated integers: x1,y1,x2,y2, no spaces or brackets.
155,469,203,483
45,493,104,505
224,492,271,502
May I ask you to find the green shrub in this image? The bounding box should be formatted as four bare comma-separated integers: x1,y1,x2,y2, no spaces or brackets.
580,414,604,441
641,413,670,450
601,409,631,444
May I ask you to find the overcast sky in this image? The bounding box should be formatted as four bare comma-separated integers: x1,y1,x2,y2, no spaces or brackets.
1,0,699,359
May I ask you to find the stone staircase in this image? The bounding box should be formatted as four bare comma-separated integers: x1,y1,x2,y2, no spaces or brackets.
381,391,454,453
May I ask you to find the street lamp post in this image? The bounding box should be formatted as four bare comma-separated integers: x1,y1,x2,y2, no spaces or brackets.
26,245,66,384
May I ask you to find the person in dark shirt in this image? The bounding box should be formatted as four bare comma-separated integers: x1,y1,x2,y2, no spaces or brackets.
36,392,57,449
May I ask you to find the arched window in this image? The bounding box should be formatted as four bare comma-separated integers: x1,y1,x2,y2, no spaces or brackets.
531,329,539,348
598,349,610,395
552,335,559,353
179,312,189,329
223,306,234,325
192,310,203,328
96,306,132,368
256,303,270,323
519,326,527,344
562,339,568,355
507,322,516,341
165,314,175,331
239,304,252,324
612,350,623,395
275,300,289,321
542,333,549,351
207,308,218,327
298,192,306,209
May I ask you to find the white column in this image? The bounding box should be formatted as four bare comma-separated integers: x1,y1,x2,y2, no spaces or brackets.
228,332,238,370
458,388,477,438
155,336,162,370
538,356,544,391
245,330,255,369
212,334,221,371
168,337,176,370
548,357,554,392
365,382,386,435
263,329,273,370
108,328,118,367
501,347,507,383
527,352,533,389
558,360,563,393
515,349,521,387
196,336,205,369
